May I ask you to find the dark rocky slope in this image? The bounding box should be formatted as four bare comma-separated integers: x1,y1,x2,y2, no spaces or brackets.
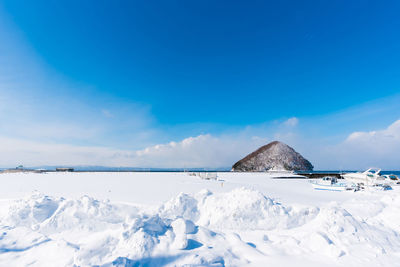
232,141,313,172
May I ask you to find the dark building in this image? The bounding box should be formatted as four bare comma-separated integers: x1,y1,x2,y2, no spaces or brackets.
56,168,74,172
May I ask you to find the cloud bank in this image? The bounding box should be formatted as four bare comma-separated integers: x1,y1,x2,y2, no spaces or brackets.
0,134,268,169
330,119,400,170
131,134,268,168
0,136,134,167
1,110,400,170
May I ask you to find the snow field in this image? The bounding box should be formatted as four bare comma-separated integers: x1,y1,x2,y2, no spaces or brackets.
1,179,400,266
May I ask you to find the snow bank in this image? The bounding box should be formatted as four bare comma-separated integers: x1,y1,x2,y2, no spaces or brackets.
1,188,400,266
160,188,318,230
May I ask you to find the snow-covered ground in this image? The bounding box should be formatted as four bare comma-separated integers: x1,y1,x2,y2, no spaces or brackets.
0,172,399,266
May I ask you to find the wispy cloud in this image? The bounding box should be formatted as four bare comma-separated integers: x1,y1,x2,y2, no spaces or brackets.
0,136,134,167
0,82,157,149
283,117,299,127
101,109,113,118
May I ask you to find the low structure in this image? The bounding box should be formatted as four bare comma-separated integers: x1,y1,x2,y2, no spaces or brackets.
56,168,74,172
188,172,218,180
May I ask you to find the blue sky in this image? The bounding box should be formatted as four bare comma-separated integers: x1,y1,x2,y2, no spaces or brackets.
1,1,400,169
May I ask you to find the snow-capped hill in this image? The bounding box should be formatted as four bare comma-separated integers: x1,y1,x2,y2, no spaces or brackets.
232,141,313,172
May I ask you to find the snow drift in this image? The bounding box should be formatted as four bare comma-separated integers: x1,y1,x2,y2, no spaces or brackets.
1,188,400,266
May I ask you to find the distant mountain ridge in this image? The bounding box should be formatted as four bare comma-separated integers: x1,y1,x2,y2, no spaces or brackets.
11,165,230,172
232,141,313,172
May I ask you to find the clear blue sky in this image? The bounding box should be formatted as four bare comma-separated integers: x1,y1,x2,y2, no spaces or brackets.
1,1,400,169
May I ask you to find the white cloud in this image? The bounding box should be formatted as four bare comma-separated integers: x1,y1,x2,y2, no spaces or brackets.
283,117,299,127
0,136,135,168
345,120,400,145
343,119,400,158
1,99,399,170
0,133,268,168
321,119,400,170
132,134,268,168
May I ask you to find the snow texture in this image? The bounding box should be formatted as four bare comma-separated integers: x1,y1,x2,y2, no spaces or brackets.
1,181,400,266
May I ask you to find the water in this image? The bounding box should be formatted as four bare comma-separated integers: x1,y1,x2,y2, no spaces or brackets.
2,166,400,175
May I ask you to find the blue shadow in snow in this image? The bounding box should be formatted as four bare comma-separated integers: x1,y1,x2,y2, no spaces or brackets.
110,254,184,267
247,242,256,248
185,239,203,250
0,239,50,253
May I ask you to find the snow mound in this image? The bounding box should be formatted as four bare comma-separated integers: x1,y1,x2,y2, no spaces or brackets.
1,189,400,266
5,191,61,229
3,192,127,234
160,187,318,230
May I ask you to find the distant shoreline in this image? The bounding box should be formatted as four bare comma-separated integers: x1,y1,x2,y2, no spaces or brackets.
1,167,399,176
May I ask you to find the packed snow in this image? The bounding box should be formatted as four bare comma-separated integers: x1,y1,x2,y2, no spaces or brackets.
0,172,400,266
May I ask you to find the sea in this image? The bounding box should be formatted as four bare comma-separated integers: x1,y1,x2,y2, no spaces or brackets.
1,166,399,176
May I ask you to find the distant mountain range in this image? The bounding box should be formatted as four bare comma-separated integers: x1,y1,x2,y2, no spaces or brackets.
2,165,231,172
